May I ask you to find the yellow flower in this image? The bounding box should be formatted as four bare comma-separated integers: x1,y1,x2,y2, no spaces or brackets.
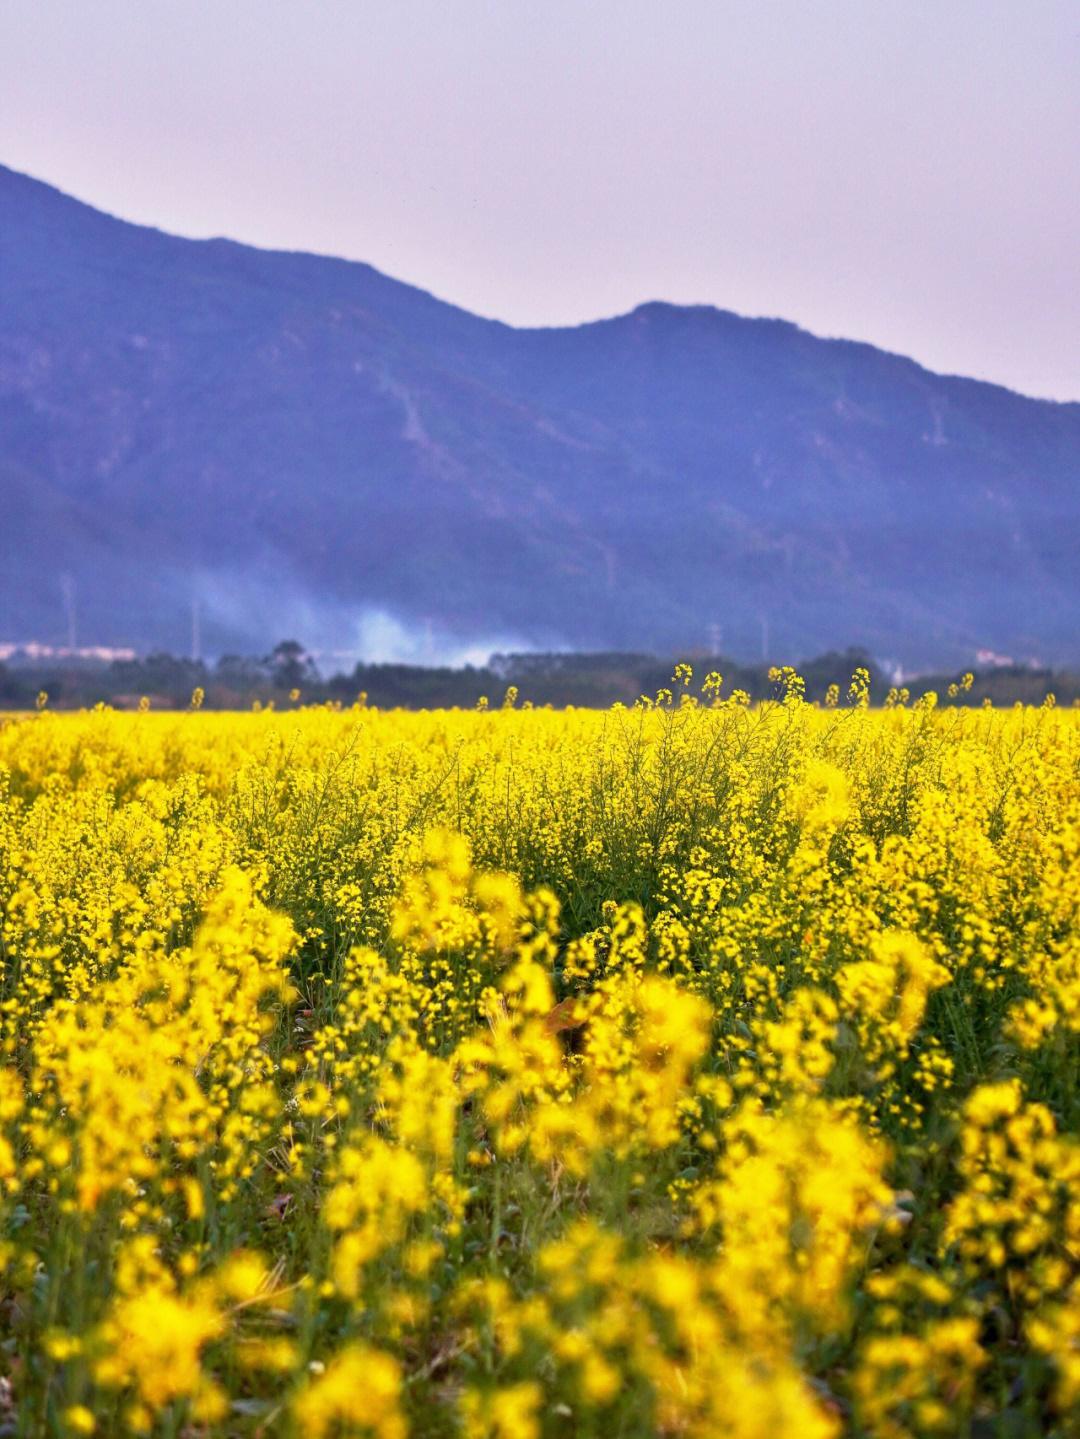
293,1344,404,1439
95,1283,224,1413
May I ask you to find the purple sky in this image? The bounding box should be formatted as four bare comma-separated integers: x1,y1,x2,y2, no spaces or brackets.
4,0,1079,400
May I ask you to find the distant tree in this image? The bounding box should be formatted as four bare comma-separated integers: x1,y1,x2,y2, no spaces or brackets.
0,663,23,705
267,640,319,690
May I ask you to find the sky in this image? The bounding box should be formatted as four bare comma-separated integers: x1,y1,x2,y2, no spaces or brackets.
3,0,1079,401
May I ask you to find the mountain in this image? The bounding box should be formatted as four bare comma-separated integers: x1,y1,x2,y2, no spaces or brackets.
3,163,1079,670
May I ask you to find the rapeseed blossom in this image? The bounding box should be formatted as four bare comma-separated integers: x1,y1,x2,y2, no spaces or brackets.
0,684,1078,1434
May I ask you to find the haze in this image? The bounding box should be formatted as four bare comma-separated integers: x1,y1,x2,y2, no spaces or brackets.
2,0,1079,401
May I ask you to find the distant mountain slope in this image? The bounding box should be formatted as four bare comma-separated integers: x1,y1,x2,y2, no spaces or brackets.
3,164,1078,668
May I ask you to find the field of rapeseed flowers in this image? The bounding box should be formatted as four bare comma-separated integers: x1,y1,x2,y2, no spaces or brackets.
2,672,1079,1437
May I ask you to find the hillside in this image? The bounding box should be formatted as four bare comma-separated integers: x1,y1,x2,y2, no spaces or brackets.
3,164,1079,668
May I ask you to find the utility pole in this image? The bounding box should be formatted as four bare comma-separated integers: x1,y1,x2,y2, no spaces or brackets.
759,614,769,664
191,596,201,664
60,574,77,651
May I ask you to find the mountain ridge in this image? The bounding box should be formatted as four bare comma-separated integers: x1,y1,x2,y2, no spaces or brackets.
3,163,1078,669
9,163,1078,405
